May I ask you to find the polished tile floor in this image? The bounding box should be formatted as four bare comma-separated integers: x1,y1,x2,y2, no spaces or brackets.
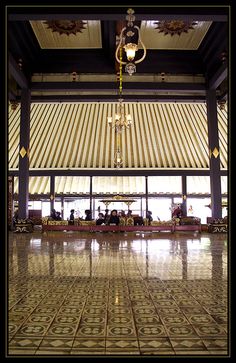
8,231,228,357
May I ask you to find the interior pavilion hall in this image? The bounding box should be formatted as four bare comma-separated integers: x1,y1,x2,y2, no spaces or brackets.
7,5,230,358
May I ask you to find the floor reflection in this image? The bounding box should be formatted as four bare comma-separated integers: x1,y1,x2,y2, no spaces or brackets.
8,231,228,356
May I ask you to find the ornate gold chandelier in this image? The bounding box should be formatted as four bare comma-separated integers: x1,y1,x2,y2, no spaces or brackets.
107,48,132,168
115,8,146,76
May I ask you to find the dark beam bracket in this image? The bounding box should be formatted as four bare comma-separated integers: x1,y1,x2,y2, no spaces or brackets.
208,63,228,90
9,53,29,89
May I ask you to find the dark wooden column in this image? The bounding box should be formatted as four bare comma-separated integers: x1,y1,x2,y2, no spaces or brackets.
8,176,14,228
145,176,148,216
182,175,187,216
50,176,55,212
18,89,31,219
61,197,64,219
206,89,222,218
90,176,93,213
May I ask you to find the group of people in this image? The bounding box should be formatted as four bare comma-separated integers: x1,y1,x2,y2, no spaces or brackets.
96,209,120,226
95,209,153,226
50,208,154,226
50,209,62,220
67,208,121,226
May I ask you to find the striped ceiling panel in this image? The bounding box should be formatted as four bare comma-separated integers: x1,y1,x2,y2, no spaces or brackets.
8,102,228,170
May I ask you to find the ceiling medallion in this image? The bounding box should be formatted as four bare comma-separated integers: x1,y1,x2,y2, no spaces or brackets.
45,20,87,36
154,20,197,36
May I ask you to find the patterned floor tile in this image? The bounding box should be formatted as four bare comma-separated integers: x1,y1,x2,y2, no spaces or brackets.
8,313,28,325
108,307,132,315
193,324,227,337
139,337,173,352
170,337,207,351
106,325,136,337
132,307,156,315
53,314,81,325
15,323,49,337
188,314,217,325
26,314,55,324
204,306,227,315
108,316,133,325
202,338,228,350
83,307,106,315
45,323,77,337
158,307,182,315
162,315,189,325
8,336,43,353
10,305,35,314
8,232,228,356
155,300,180,308
165,325,198,337
134,316,161,325
137,325,167,337
106,338,139,354
76,324,106,337
81,314,106,325
37,337,73,354
180,306,208,315
57,306,83,315
106,338,138,347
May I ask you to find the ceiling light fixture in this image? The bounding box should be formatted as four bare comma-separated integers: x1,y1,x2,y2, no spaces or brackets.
115,8,146,76
108,48,132,168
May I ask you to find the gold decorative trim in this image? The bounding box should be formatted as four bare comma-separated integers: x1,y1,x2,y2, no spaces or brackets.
210,147,220,158
19,147,27,158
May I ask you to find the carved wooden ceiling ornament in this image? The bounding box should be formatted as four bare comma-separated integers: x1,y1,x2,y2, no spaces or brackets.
154,20,198,36
45,20,87,36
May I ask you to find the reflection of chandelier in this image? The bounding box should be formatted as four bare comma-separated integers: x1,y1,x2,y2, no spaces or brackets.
154,20,197,36
107,98,132,133
115,8,146,76
108,48,132,168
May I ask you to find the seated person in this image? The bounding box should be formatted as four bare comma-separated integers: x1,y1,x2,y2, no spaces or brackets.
50,208,57,220
55,211,62,220
172,205,182,218
108,209,120,225
146,210,153,222
126,210,132,217
96,212,105,225
69,209,75,225
85,209,92,221
119,210,126,217
104,209,110,224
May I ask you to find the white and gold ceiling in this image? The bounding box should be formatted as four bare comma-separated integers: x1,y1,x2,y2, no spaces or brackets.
30,19,211,50
8,102,227,170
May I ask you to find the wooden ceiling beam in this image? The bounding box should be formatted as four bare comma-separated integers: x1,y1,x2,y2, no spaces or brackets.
8,7,228,22
30,81,205,92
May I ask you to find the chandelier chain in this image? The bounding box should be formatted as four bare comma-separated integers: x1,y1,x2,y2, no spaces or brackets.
119,46,122,97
